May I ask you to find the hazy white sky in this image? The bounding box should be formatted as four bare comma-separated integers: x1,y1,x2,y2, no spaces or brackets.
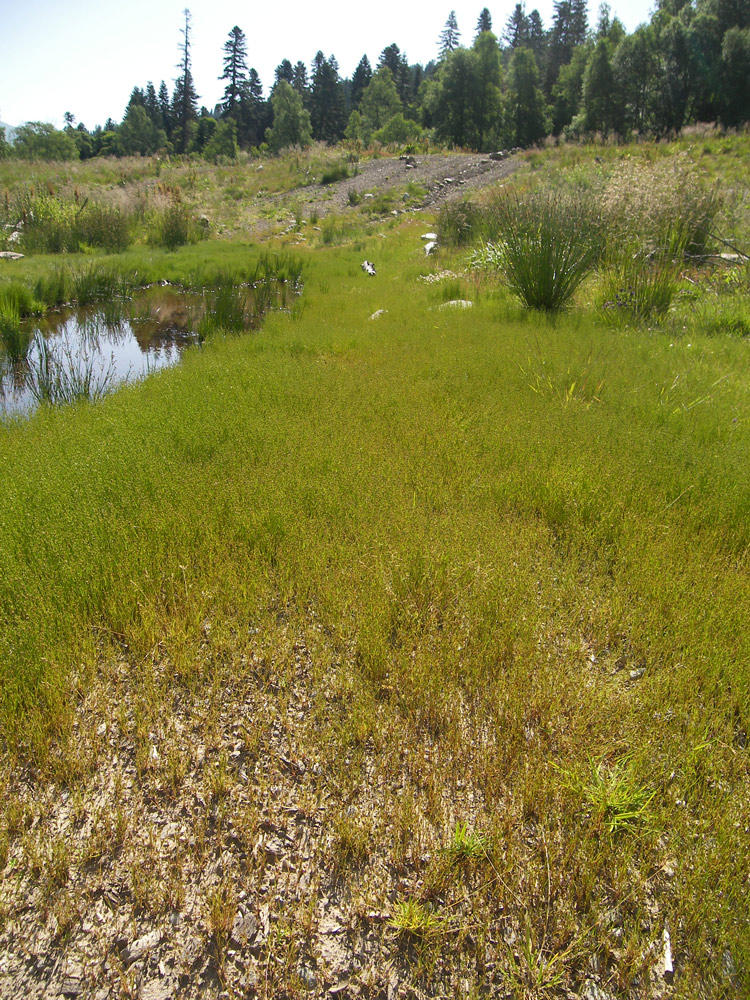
1,0,655,130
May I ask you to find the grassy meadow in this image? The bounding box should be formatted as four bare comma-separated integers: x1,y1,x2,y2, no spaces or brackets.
0,135,749,998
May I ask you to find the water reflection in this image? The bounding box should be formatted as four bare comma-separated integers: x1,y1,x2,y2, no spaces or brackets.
1,287,201,419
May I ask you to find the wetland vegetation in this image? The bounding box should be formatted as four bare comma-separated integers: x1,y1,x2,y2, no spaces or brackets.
0,131,748,999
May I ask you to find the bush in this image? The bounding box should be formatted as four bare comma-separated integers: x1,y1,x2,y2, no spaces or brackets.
472,190,603,312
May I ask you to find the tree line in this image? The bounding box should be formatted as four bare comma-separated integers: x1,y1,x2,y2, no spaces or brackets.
2,0,748,162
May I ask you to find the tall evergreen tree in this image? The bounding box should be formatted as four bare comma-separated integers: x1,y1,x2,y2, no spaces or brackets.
378,44,411,103
274,60,294,87
350,55,373,109
505,4,531,48
144,82,161,128
220,26,250,121
439,11,461,57
239,68,267,147
582,37,622,134
613,26,657,132
310,53,347,143
158,80,173,137
528,10,547,61
476,8,493,34
293,62,311,104
173,8,199,153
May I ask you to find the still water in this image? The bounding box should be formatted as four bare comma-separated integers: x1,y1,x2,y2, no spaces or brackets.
1,287,202,419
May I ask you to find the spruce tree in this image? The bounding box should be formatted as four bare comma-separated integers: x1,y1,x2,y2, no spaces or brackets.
505,4,531,48
274,60,294,87
439,11,461,57
350,55,373,109
158,81,173,137
310,54,347,143
476,8,493,35
220,26,250,121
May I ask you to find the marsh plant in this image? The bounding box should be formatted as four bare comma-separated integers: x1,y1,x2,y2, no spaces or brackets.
599,250,680,324
5,193,133,254
147,203,204,251
0,302,28,362
72,265,132,307
27,331,116,406
472,190,603,311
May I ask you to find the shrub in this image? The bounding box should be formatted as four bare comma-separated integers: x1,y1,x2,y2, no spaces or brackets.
472,190,603,312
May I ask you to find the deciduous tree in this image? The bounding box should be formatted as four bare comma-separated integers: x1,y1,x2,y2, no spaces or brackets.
266,80,312,151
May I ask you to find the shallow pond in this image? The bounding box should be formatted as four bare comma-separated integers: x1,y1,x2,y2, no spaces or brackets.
1,287,202,419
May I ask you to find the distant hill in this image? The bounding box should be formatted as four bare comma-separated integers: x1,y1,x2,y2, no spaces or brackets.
0,121,17,142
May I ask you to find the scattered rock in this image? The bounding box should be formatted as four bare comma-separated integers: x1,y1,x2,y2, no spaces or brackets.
142,980,176,1000
629,668,646,680
298,965,318,990
439,299,473,309
369,310,387,320
231,909,258,945
580,980,613,1000
123,929,161,966
663,924,674,980
0,251,24,259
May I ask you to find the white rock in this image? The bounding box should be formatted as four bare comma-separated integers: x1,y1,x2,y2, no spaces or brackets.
421,232,438,241
424,241,438,255
439,300,473,309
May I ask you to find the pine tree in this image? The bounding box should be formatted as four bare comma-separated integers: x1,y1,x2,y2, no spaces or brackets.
505,4,531,48
509,47,548,145
528,10,547,60
350,55,373,109
239,68,267,147
439,11,461,57
220,26,250,120
173,8,199,153
571,0,590,45
274,60,294,87
310,53,347,143
144,82,161,128
158,80,173,136
476,8,493,35
378,44,410,103
293,62,310,103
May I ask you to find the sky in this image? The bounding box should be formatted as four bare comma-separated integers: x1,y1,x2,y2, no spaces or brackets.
1,0,655,131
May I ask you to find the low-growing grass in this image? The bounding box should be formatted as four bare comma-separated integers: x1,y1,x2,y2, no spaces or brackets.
0,140,748,997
